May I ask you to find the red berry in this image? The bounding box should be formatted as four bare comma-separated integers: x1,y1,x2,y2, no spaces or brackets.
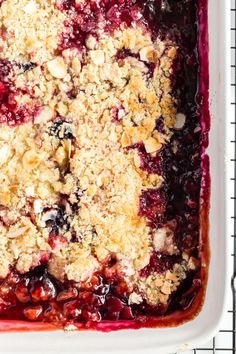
48,234,67,250
106,312,120,321
79,291,93,303
106,296,124,312
23,305,43,320
0,81,7,96
30,278,56,302
139,188,167,221
114,281,128,297
0,298,11,313
57,288,78,302
82,274,101,290
82,309,101,322
15,282,30,303
120,306,134,320
44,302,64,322
63,300,81,318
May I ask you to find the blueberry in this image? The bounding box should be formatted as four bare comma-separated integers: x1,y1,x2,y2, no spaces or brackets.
16,62,37,73
155,116,166,134
49,120,75,140
70,231,79,243
45,205,70,234
70,189,84,212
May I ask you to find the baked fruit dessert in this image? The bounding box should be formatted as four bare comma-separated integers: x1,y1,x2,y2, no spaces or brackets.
0,0,209,330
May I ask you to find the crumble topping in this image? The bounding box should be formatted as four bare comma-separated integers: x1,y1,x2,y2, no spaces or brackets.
153,227,179,255
0,0,66,63
0,0,201,315
137,265,186,305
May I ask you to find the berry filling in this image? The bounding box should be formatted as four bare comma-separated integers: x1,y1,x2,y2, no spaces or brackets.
0,0,209,330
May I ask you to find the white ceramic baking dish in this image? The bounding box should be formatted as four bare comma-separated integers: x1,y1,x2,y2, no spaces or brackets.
0,0,231,352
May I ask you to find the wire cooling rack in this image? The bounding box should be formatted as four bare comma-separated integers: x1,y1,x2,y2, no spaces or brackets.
177,1,236,353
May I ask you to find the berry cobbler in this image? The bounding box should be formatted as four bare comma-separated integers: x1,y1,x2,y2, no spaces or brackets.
0,0,209,330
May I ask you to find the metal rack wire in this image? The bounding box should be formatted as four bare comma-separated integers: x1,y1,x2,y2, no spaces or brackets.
178,1,236,353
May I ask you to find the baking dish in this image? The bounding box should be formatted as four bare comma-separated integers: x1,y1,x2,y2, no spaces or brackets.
0,0,230,352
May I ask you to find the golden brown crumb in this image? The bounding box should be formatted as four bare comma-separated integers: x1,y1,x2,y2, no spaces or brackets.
0,0,66,63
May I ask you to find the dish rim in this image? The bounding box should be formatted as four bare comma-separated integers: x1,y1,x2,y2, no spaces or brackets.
0,0,231,352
